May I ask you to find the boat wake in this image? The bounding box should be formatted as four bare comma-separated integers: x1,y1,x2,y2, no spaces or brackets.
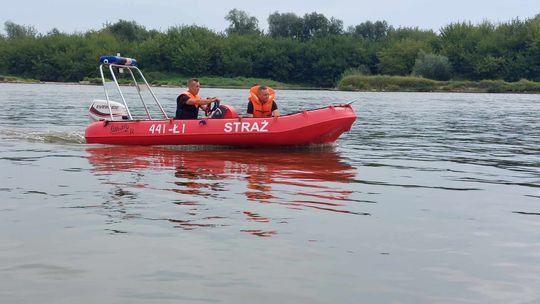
0,127,86,144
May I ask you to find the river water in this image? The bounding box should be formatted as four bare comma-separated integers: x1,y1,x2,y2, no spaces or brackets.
0,83,539,304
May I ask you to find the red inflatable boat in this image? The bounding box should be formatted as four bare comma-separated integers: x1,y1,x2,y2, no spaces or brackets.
85,56,356,146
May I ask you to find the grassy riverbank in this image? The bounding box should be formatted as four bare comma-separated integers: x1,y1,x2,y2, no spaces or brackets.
4,73,540,93
0,75,40,84
151,74,308,89
337,74,540,93
1,73,306,89
82,74,307,89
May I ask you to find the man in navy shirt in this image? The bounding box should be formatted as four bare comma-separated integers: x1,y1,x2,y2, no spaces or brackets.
175,78,218,119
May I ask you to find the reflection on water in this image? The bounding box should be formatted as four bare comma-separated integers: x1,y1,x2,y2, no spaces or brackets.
86,146,362,237
2,85,540,303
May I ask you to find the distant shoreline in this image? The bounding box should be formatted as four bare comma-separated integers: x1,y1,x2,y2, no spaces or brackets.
2,75,540,94
337,75,540,94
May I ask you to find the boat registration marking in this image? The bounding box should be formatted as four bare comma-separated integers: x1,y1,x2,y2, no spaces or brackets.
147,121,269,135
224,121,269,133
148,123,185,134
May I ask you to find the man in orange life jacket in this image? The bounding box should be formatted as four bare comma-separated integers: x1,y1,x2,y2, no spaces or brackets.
246,85,280,118
175,78,219,119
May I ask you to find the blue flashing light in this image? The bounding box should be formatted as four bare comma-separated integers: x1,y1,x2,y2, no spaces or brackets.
99,55,138,66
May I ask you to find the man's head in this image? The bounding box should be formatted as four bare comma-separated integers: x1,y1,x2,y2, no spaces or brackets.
187,78,200,95
257,86,270,103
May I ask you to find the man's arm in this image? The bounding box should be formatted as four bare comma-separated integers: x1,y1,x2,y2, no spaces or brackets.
271,101,280,117
246,100,254,118
185,96,217,106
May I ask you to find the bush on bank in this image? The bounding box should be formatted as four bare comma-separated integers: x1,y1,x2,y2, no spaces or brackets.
337,74,540,93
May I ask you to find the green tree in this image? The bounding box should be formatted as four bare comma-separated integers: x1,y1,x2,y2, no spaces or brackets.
138,33,169,72
219,34,255,76
301,12,326,39
328,18,344,36
4,21,38,39
301,36,366,86
494,18,533,81
47,28,62,36
268,12,303,38
251,37,295,80
439,21,502,80
526,15,540,80
411,50,452,80
104,20,151,42
388,26,438,42
0,37,8,73
2,13,540,86
225,9,260,35
161,26,218,75
171,41,211,75
268,11,342,40
377,39,426,75
348,20,391,41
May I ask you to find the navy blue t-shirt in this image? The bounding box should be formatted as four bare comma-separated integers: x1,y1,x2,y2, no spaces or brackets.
175,94,199,119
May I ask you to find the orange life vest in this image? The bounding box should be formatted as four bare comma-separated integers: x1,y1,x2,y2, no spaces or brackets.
249,86,276,118
180,91,201,107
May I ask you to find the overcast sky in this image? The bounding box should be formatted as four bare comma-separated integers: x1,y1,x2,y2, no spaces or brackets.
2,0,539,35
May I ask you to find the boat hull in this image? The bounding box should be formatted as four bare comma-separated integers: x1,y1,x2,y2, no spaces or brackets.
85,105,356,146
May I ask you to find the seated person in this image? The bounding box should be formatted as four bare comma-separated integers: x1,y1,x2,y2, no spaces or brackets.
175,78,218,119
247,85,280,118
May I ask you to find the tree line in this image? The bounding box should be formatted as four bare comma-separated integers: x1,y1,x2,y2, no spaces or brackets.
1,10,539,87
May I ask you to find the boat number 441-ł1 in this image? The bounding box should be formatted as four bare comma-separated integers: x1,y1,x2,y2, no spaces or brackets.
224,121,269,133
147,121,269,135
148,123,185,134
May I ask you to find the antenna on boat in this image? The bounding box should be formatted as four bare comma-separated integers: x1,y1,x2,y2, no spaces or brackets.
332,100,358,107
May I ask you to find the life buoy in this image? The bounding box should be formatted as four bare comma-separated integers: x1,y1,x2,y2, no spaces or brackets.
249,86,275,118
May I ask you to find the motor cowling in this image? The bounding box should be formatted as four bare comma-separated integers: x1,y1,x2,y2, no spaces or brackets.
89,99,128,122
209,104,239,119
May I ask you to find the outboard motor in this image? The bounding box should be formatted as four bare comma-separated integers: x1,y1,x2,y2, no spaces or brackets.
89,99,128,122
